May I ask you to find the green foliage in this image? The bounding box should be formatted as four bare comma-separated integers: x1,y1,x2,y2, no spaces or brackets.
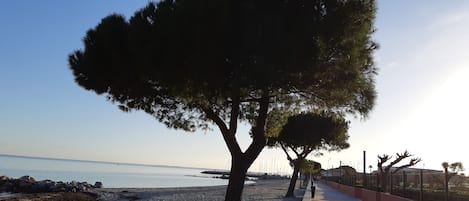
450,162,465,173
299,159,322,174
69,0,378,132
442,162,449,169
272,111,346,198
264,108,297,144
444,162,465,173
269,111,350,153
69,1,377,200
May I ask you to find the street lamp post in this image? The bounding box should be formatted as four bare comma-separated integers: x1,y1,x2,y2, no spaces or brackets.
339,161,342,184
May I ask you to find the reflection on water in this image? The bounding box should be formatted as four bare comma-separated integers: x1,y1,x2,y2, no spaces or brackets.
0,155,228,188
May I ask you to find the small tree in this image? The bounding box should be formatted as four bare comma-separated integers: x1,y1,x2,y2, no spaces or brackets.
300,159,322,175
442,161,465,200
442,162,450,201
377,150,421,192
450,163,466,189
69,1,377,200
449,162,465,173
267,111,349,197
442,162,465,180
298,159,321,188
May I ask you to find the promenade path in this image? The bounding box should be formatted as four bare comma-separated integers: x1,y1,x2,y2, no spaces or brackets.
302,180,362,201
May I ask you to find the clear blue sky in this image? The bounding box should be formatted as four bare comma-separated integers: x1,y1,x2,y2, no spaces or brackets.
1,1,468,175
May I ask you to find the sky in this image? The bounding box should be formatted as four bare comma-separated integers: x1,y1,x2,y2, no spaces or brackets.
0,1,468,175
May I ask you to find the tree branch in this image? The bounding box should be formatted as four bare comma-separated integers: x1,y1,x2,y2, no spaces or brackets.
229,91,240,135
303,146,314,158
203,107,242,155
392,158,422,174
280,143,293,162
377,154,390,173
386,151,411,172
287,88,327,106
244,90,269,164
299,145,313,158
288,144,301,158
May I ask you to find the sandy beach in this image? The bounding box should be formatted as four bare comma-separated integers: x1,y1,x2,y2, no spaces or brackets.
0,179,304,201
93,179,304,201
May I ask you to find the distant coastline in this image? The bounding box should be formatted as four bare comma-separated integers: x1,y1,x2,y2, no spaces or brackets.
0,154,210,171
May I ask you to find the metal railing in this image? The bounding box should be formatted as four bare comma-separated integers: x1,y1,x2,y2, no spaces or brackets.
322,171,469,201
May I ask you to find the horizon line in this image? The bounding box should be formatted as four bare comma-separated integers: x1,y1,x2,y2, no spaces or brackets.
0,153,216,171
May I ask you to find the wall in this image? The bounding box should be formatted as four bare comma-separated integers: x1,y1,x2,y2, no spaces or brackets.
362,188,378,201
321,180,414,201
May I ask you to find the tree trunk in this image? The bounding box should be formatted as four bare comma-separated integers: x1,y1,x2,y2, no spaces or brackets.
380,173,388,192
225,156,249,201
225,141,265,201
444,168,449,201
215,91,269,201
286,161,300,197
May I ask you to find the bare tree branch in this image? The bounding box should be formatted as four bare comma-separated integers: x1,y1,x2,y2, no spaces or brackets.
392,158,422,174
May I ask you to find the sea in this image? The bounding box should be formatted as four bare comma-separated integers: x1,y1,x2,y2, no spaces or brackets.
0,154,229,188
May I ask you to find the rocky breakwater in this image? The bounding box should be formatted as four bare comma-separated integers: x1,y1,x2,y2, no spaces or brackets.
0,175,103,193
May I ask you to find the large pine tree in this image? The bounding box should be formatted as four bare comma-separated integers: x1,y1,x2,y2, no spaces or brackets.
69,0,378,200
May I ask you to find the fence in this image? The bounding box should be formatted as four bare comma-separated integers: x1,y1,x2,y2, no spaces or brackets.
322,171,469,201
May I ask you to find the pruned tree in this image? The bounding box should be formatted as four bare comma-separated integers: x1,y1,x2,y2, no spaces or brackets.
377,150,421,192
68,0,377,200
267,111,349,197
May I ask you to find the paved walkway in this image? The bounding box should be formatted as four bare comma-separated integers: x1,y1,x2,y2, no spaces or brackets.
303,181,362,201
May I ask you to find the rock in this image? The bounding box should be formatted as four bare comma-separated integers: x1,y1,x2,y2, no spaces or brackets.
0,176,9,187
18,181,32,189
19,175,35,183
77,184,87,192
35,181,47,191
0,176,97,193
94,181,103,188
0,175,9,181
3,181,14,189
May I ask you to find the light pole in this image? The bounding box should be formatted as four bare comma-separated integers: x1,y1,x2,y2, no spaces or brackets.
368,165,373,187
339,161,342,184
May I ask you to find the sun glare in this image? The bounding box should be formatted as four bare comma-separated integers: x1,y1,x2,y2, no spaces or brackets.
397,65,469,172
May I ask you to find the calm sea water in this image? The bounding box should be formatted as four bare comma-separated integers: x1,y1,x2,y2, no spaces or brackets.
0,155,228,188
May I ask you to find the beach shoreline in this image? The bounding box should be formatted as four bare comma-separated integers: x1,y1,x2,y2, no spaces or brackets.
93,179,304,201
1,178,304,200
